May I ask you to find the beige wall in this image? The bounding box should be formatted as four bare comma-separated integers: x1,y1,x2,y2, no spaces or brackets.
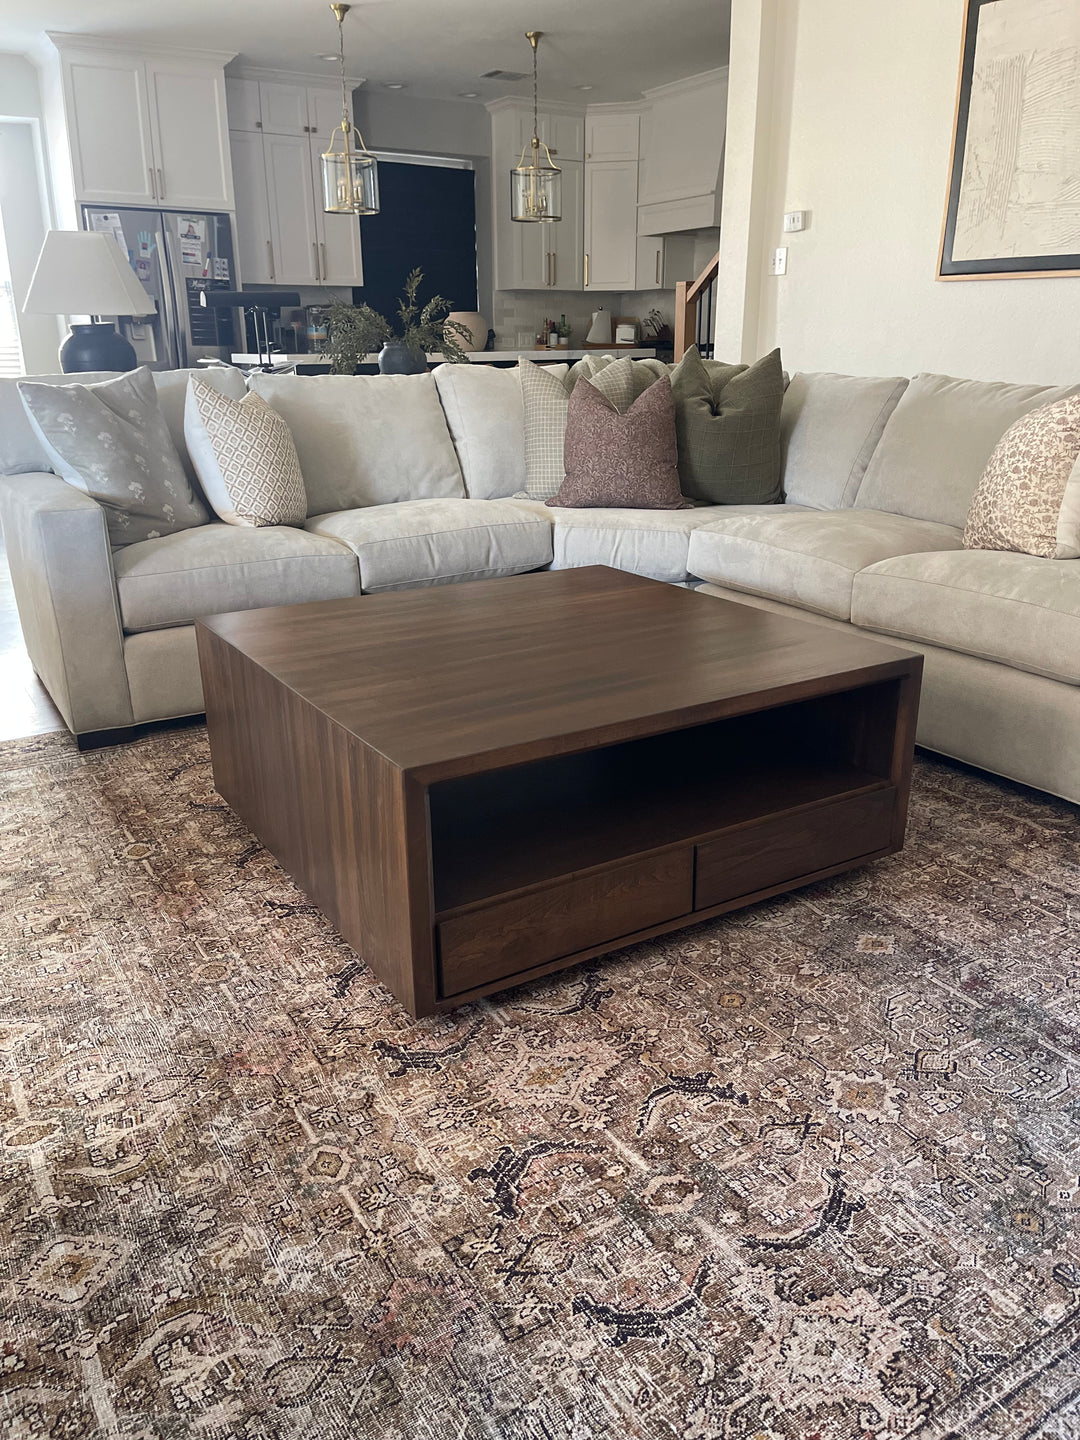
726,0,1080,387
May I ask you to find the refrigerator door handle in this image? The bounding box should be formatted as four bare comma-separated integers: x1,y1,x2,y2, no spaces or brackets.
160,222,189,369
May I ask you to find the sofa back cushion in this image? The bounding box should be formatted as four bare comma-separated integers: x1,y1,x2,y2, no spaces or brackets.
249,372,465,514
855,372,1080,528
0,371,117,475
433,364,524,499
780,372,908,510
152,367,248,485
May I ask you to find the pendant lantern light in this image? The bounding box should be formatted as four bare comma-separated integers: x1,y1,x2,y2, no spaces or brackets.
321,3,380,215
510,31,561,223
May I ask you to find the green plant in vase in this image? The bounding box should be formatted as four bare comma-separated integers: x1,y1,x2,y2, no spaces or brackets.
324,268,473,375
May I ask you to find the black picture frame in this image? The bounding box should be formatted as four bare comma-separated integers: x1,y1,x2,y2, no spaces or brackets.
938,0,1080,281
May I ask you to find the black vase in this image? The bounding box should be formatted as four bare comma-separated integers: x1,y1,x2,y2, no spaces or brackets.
59,323,137,374
377,341,426,376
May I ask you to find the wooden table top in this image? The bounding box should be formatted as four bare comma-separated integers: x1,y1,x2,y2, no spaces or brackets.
197,567,920,781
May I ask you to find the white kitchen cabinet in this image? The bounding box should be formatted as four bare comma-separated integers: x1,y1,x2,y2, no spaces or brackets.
264,134,320,285
638,69,726,222
495,161,582,291
229,131,273,281
306,87,345,141
584,160,638,291
63,50,156,205
585,110,640,162
55,40,235,211
224,77,261,134
635,233,697,290
147,60,233,209
549,162,583,290
309,136,364,286
259,83,309,137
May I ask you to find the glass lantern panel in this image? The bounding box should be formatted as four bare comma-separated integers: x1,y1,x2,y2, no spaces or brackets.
322,150,380,215
510,165,561,223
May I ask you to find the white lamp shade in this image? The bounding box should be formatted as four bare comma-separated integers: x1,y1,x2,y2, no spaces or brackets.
23,230,154,318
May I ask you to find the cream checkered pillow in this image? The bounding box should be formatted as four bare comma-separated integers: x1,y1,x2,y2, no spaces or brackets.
519,356,637,500
185,376,307,527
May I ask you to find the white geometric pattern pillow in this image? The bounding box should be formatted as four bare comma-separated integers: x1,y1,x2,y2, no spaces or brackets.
519,356,637,500
185,376,307,527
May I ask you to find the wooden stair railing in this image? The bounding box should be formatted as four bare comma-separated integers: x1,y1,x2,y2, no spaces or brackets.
674,250,719,360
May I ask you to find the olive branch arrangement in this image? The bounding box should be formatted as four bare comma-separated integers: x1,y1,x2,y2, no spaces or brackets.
324,268,473,374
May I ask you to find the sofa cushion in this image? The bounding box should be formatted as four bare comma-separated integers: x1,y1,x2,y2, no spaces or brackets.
18,368,210,547
152,367,248,485
248,372,466,514
551,504,737,584
305,498,552,593
687,507,963,620
114,524,360,632
185,379,307,528
0,372,118,476
548,375,686,510
433,364,525,500
855,372,1080,528
780,372,908,510
851,549,1080,686
670,346,785,505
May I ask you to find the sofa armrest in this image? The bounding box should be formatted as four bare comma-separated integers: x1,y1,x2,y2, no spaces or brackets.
0,473,133,733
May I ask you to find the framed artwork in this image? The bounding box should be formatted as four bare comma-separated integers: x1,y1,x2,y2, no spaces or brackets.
939,0,1080,280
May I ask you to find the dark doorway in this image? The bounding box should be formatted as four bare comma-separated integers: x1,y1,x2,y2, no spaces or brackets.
355,160,478,319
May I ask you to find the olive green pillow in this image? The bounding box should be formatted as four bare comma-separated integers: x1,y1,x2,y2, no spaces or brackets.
669,345,784,505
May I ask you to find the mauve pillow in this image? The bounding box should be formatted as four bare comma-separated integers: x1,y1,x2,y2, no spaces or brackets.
547,375,688,510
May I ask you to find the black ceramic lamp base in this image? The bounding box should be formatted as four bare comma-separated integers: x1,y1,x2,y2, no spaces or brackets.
60,323,137,374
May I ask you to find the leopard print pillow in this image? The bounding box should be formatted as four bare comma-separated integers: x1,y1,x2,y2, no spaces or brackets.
963,391,1080,559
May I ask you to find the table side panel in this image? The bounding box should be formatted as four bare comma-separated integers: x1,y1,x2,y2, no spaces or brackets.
197,624,435,1016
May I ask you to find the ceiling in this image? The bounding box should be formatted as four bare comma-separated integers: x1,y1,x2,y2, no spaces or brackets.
2,0,730,104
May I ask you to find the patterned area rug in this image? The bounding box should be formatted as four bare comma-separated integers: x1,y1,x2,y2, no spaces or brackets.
1,728,1079,1440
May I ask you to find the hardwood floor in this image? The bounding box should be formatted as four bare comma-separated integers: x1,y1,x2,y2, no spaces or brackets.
0,534,66,742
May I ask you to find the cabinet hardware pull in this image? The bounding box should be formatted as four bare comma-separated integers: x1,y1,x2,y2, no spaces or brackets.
267,240,275,280
656,249,661,285
321,242,327,280
552,251,557,287
255,119,262,128
149,167,156,200
584,252,589,287
313,242,320,281
544,252,550,286
157,168,165,200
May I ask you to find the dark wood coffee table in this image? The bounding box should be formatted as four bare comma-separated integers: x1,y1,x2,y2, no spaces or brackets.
196,567,922,1017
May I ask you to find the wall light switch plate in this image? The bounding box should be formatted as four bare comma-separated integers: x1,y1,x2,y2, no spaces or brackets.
771,247,788,276
783,210,806,233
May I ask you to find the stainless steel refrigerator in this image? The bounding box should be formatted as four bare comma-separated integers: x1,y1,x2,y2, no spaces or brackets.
81,206,238,370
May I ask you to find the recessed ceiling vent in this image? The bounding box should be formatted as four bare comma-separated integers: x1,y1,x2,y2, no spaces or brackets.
481,68,527,80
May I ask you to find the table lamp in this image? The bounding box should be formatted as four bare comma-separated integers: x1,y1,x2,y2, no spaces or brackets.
23,230,154,373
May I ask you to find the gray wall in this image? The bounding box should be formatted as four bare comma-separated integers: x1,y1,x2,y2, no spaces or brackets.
353,90,493,324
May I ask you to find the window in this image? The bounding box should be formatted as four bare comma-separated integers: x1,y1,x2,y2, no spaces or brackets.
0,211,23,377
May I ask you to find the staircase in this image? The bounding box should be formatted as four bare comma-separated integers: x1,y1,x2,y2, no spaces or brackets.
673,251,719,361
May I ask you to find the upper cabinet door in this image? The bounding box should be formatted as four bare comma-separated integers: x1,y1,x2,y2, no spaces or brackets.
585,111,640,162
259,83,309,136
309,136,363,286
550,160,583,291
64,51,156,205
225,77,262,133
230,131,273,282
264,133,320,284
541,111,585,163
584,160,638,290
306,87,344,142
149,62,234,209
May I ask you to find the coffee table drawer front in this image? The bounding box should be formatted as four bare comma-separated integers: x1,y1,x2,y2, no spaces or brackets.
695,788,896,910
437,850,694,998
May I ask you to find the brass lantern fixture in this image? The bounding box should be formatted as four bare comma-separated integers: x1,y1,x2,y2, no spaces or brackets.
321,2,380,215
510,31,561,223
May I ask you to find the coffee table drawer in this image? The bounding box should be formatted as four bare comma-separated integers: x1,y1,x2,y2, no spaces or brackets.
437,849,694,998
695,787,895,910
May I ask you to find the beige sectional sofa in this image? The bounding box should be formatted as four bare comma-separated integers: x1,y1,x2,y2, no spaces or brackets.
0,362,1077,805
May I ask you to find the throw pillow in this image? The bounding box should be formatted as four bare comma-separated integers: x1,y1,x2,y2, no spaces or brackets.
669,345,785,505
185,377,307,527
519,356,637,500
546,374,687,510
17,367,208,546
963,392,1080,559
